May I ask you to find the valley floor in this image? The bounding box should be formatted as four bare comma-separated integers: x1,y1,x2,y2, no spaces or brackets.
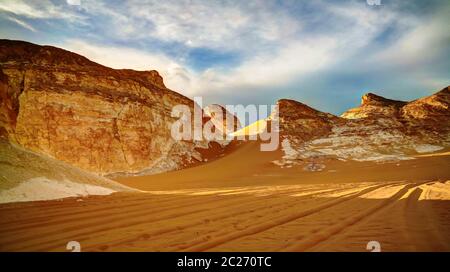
0,142,449,252
0,180,449,251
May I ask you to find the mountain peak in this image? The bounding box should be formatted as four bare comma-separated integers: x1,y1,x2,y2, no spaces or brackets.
275,98,339,141
361,92,406,106
277,98,339,120
276,99,324,118
342,92,406,119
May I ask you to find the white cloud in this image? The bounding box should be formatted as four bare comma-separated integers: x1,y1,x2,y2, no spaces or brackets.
357,5,450,92
371,5,450,67
0,0,84,21
58,1,419,99
13,0,446,104
61,39,173,71
66,0,81,6
5,16,36,32
190,37,337,95
81,0,301,52
184,2,409,96
0,1,48,18
59,39,195,94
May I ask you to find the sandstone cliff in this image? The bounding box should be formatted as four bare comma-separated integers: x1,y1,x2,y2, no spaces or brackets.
0,39,226,176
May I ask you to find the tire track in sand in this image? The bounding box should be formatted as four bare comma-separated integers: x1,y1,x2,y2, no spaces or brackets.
50,185,363,251
6,185,355,251
280,181,428,251
182,183,397,252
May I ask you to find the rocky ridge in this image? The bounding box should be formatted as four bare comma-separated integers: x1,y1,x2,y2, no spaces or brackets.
274,87,450,169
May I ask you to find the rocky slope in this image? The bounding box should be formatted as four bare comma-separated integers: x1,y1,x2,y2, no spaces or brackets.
0,39,230,176
274,87,450,169
276,99,343,141
0,139,133,203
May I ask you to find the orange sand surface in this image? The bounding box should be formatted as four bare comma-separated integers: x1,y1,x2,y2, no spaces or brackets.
1,141,449,251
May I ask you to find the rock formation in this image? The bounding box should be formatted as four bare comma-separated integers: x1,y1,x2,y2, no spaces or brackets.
1,39,448,175
0,39,230,176
341,93,407,119
276,99,342,141
274,87,450,167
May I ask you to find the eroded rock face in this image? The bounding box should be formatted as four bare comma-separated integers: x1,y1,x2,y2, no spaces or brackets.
402,87,450,120
273,88,450,168
0,39,222,175
341,93,407,119
275,99,342,141
341,87,450,136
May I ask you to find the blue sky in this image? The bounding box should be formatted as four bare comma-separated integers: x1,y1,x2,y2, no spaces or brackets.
0,0,449,115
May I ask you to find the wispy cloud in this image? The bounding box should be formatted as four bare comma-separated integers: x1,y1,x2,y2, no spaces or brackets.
81,0,301,51
5,16,36,32
0,0,84,21
370,5,450,68
0,0,449,113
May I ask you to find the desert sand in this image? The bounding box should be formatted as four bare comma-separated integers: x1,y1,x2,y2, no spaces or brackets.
0,141,449,252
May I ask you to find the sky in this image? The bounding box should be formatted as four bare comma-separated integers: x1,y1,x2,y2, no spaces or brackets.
0,0,449,115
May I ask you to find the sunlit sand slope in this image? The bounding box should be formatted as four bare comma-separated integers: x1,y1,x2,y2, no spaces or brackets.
0,140,133,203
116,141,450,191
